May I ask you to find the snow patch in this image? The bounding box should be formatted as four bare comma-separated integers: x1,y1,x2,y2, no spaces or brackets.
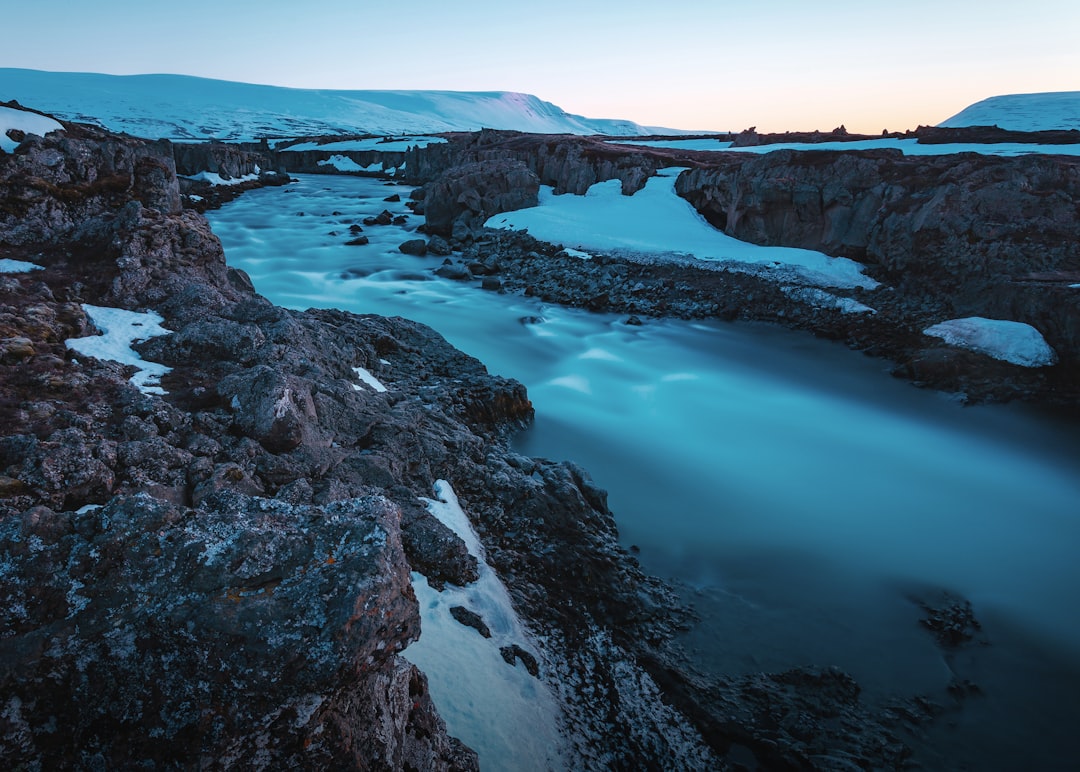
0,105,63,153
182,170,260,186
923,317,1057,367
65,305,173,394
562,247,593,260
783,286,876,314
317,155,383,173
0,258,44,273
352,366,387,392
402,481,566,770
486,168,876,289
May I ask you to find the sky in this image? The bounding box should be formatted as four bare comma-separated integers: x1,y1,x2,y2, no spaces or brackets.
1,0,1077,133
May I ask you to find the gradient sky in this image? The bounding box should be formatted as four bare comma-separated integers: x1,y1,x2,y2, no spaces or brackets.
1,0,1077,133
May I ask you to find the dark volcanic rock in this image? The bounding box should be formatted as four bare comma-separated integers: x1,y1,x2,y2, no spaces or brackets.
399,238,428,256
499,644,539,676
0,492,477,769
423,159,539,239
450,605,492,638
915,592,986,648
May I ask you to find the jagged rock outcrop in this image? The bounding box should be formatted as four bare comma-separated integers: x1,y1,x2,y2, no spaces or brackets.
274,146,407,176
0,121,182,245
172,140,274,179
423,159,539,239
1,492,475,770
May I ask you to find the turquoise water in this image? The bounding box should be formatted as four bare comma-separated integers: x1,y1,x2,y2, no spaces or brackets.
210,175,1080,766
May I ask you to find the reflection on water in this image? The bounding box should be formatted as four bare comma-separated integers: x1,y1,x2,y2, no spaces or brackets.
210,175,1080,767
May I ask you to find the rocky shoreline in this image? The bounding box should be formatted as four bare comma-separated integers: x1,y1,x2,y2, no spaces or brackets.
1,108,1072,768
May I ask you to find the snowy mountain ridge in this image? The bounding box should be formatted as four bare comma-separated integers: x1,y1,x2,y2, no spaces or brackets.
0,68,663,140
940,91,1080,132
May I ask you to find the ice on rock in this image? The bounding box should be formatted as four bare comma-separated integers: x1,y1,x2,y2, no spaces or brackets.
923,316,1057,367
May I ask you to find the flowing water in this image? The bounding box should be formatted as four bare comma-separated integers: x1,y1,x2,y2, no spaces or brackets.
209,174,1080,768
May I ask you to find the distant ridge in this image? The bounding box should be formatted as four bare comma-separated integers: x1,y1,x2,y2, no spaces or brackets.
0,68,667,140
940,91,1080,132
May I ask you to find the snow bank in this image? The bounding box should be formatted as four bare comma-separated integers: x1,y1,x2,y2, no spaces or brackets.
923,317,1057,367
283,136,446,152
608,136,1080,157
65,305,173,393
0,104,63,153
402,481,566,770
352,366,387,392
0,258,44,273
486,168,876,289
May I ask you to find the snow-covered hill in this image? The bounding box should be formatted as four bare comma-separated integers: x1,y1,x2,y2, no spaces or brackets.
940,92,1080,132
0,68,658,140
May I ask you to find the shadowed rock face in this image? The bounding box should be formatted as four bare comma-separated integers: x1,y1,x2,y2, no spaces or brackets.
675,150,1080,365
423,159,540,239
674,150,1080,289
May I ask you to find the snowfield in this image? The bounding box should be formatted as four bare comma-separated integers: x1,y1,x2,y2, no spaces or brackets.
485,168,877,289
0,104,63,153
0,68,658,140
923,317,1057,367
941,91,1080,132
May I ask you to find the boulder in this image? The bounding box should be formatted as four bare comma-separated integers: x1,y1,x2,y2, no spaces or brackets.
399,238,428,256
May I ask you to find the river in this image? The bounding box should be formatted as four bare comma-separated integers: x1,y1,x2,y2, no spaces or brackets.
208,174,1080,769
